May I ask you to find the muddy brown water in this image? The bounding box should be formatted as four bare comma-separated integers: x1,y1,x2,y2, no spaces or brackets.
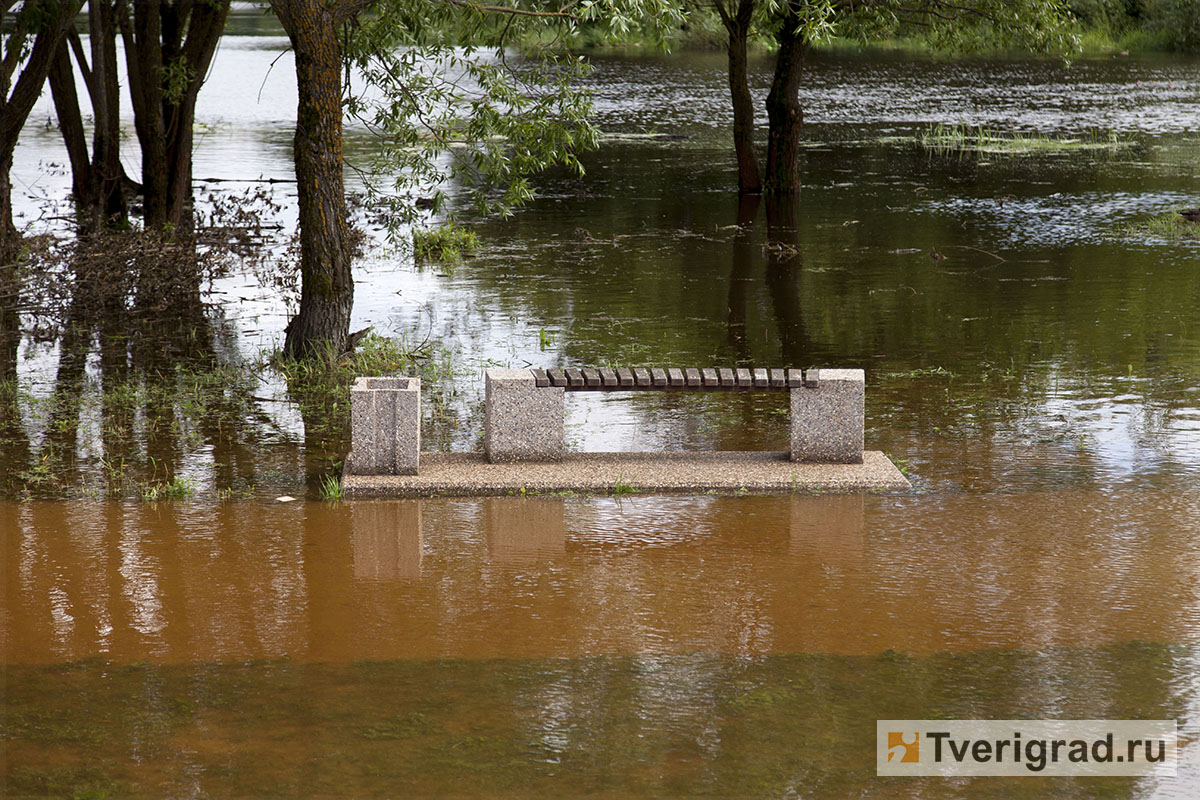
5,35,1200,798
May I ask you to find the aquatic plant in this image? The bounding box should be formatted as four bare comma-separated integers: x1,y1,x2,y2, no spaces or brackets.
609,474,638,495
140,475,196,502
319,473,343,501
1115,211,1200,242
919,124,1132,156
413,224,479,265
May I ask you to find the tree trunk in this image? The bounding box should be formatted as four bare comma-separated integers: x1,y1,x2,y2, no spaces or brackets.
129,0,168,230
718,0,762,194
163,0,229,234
764,5,806,195
48,38,100,232
1,0,84,380
1,152,16,381
124,0,232,234
83,0,128,228
273,0,363,359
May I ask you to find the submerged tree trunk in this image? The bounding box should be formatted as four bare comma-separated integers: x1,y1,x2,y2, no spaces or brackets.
88,0,128,227
0,153,16,379
2,0,84,379
272,0,373,359
717,0,762,195
764,5,806,195
48,38,97,226
123,0,229,234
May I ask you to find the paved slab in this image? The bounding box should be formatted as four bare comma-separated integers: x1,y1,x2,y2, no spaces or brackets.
343,450,910,497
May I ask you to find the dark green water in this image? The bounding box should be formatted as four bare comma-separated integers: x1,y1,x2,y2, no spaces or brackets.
5,644,1189,798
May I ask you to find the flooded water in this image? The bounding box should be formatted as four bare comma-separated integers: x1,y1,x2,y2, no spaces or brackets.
5,27,1200,799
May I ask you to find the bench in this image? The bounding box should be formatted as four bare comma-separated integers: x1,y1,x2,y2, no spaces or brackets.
485,367,864,465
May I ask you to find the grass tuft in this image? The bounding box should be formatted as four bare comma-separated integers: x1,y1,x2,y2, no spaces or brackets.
413,223,479,265
919,124,1132,156
319,473,343,501
140,475,195,502
1115,211,1200,242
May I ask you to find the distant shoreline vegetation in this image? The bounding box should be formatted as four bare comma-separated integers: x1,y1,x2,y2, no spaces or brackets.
567,1,1200,55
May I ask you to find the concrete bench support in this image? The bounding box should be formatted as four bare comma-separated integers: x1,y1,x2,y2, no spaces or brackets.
483,366,865,465
789,368,863,464
348,376,420,475
485,369,564,463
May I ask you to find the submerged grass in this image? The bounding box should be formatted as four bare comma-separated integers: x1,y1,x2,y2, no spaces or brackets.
1114,210,1200,242
413,223,479,265
319,473,343,501
140,475,197,502
919,124,1133,156
0,330,459,500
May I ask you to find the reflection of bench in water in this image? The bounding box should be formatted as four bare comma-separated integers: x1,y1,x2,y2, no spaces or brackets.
485,367,864,465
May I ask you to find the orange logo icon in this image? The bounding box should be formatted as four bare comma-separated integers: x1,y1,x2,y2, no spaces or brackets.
887,732,920,763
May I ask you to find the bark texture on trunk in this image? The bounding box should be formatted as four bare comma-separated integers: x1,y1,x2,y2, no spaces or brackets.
717,0,762,195
764,5,806,195
272,0,365,359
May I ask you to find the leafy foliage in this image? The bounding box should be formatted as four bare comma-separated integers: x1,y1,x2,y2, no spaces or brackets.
343,0,675,228
719,0,1078,53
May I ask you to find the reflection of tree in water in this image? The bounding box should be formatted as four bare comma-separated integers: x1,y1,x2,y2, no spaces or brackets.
726,195,759,361
726,195,811,367
1,235,273,497
764,196,810,367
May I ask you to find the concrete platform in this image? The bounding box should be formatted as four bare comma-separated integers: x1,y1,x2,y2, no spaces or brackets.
343,450,910,497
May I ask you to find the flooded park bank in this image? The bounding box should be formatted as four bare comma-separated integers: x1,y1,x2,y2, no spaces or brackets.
4,28,1200,799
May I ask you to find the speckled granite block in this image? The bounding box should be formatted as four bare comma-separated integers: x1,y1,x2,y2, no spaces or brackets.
348,376,420,475
790,368,864,464
485,369,564,463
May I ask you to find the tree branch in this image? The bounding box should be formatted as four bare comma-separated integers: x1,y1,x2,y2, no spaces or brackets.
441,0,577,20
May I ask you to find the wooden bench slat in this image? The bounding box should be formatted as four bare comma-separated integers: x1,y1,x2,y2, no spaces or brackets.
545,366,805,391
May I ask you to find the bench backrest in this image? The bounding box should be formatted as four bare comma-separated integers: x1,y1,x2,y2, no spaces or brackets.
532,367,814,391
